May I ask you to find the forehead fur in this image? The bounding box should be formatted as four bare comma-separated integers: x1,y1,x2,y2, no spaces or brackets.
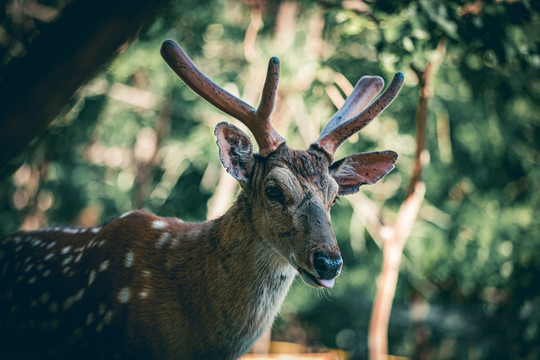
264,146,330,189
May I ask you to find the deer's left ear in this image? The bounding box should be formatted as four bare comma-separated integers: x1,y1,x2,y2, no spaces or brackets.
215,122,254,184
329,151,398,195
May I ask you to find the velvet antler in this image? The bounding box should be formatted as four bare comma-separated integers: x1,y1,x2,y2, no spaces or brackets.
312,72,404,161
160,39,285,157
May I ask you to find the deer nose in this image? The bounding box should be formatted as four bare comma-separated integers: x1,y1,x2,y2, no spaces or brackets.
313,251,342,279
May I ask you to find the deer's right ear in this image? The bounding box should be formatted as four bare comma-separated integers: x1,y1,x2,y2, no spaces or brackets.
215,122,254,184
329,151,398,195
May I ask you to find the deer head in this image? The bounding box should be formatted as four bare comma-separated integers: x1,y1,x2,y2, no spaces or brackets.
161,40,403,289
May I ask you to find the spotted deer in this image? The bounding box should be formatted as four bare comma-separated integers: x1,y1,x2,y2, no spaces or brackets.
0,39,404,360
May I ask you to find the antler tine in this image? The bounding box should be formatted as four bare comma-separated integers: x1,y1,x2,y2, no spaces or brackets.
312,72,404,161
160,39,285,156
254,56,285,156
318,76,385,140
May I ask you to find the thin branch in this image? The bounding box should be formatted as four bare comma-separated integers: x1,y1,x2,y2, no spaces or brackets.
367,38,446,360
409,38,446,194
243,7,263,62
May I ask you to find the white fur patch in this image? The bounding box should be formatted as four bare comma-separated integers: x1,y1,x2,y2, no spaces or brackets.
124,251,134,267
152,220,167,229
88,270,96,286
99,260,110,272
117,288,131,303
156,232,171,248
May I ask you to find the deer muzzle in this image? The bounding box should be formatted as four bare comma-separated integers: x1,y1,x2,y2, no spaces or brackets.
292,249,342,289
313,251,342,279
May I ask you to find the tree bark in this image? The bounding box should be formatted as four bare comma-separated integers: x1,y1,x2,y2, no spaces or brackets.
0,0,166,175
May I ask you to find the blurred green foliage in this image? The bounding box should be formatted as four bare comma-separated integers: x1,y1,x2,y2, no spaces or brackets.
1,0,539,359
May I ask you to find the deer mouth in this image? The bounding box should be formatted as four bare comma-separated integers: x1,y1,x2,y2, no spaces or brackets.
290,256,336,289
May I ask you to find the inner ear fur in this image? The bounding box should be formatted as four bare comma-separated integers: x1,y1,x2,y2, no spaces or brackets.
215,122,254,184
329,151,398,195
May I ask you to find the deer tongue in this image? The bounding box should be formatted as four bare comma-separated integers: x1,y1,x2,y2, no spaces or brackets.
317,278,335,289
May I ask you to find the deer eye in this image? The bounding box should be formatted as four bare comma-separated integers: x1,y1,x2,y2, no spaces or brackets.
331,196,340,207
265,186,284,202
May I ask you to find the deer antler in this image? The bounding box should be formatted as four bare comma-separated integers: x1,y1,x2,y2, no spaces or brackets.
312,72,404,161
160,39,285,157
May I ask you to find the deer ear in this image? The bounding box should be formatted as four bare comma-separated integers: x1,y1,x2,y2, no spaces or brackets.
329,151,398,195
215,122,254,183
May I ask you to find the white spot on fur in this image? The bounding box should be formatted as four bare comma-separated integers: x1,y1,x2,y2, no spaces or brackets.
74,253,83,263
63,296,75,311
99,260,109,272
74,289,85,302
46,241,57,249
62,289,84,311
43,269,51,277
152,220,166,229
142,270,151,278
62,256,73,266
156,232,171,248
117,287,131,303
139,289,149,299
61,246,72,254
103,310,113,325
62,228,79,234
24,264,34,272
28,276,36,285
86,312,95,326
124,251,134,267
97,239,106,247
91,227,101,233
44,253,55,261
88,270,96,286
96,322,104,333
98,303,107,315
39,293,50,304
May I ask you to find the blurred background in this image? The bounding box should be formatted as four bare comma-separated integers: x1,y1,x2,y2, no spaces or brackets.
0,0,539,359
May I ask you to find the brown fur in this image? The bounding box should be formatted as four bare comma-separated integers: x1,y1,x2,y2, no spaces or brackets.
0,144,343,360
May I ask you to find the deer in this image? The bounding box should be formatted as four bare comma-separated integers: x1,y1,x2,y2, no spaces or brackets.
0,39,404,360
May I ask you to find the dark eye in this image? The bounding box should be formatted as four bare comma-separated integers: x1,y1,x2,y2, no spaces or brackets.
331,196,340,207
265,186,284,202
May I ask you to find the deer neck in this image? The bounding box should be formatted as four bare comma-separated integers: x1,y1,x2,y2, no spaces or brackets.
163,193,296,349
202,193,296,297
